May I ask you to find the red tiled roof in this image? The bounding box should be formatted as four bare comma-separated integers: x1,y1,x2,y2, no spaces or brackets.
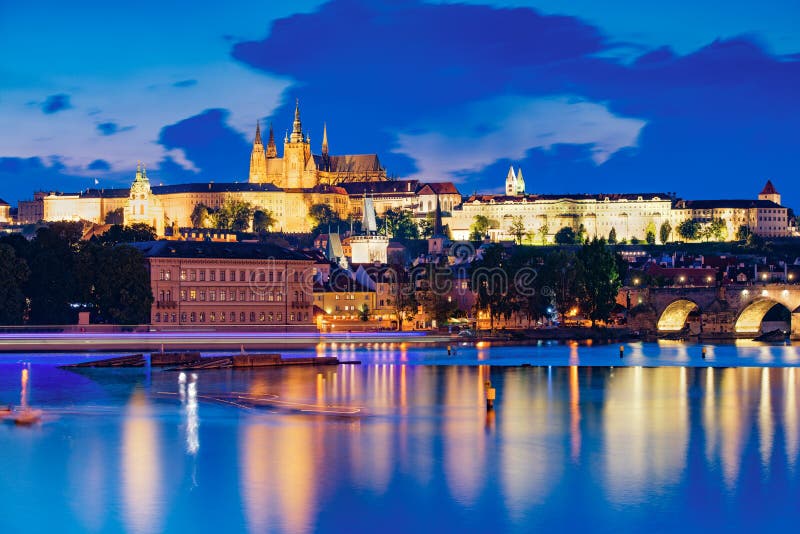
760,180,778,195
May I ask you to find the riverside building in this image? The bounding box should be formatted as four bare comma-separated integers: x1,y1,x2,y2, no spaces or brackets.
133,241,316,329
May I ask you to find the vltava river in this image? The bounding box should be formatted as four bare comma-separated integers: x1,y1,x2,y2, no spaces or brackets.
1,341,799,533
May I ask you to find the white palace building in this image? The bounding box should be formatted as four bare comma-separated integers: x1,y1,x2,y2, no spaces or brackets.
445,166,794,243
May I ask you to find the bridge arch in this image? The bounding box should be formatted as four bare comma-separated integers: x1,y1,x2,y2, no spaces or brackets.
734,298,792,334
657,299,701,332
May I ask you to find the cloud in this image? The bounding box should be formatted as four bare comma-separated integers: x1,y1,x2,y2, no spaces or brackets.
158,108,250,181
41,94,71,114
395,95,645,181
172,79,198,88
87,159,111,171
229,0,800,206
96,121,135,136
0,156,87,201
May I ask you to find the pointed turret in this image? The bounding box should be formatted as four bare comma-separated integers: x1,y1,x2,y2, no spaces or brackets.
249,122,268,183
266,122,277,158
290,98,304,143
515,168,525,196
505,165,516,196
322,122,329,157
254,121,262,145
758,179,781,205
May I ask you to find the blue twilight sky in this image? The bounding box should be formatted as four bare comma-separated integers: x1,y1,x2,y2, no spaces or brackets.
1,0,798,208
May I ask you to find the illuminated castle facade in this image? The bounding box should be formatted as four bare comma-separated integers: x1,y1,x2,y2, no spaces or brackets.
446,170,794,243
248,100,386,188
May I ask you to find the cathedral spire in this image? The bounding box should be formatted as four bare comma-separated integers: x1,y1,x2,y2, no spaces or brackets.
322,122,329,157
254,121,262,145
266,122,277,158
290,98,303,142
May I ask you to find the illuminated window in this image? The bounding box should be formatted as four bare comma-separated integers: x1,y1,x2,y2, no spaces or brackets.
189,290,197,301
180,270,187,281
199,312,205,322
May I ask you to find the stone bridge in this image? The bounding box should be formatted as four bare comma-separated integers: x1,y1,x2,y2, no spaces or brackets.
627,284,800,339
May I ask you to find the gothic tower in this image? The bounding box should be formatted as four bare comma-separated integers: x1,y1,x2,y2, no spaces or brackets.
283,99,313,188
248,122,268,183
266,122,277,158
505,165,517,196
515,168,525,196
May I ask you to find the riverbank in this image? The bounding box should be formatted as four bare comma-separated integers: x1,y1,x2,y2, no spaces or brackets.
0,330,451,352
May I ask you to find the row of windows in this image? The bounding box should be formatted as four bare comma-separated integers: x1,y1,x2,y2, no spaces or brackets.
173,289,309,302
154,311,310,323
158,268,309,283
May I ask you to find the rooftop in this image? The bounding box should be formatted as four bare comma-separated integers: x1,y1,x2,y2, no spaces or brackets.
128,240,311,261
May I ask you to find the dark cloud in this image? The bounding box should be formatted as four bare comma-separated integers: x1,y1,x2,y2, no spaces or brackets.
41,94,71,114
172,79,197,88
88,159,111,171
230,0,800,206
96,121,134,136
0,157,81,202
158,108,250,181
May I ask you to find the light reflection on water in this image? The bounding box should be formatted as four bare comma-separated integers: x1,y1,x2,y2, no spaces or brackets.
2,343,800,533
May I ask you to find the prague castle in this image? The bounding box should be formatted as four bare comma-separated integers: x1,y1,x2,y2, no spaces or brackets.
8,99,796,244
248,99,386,188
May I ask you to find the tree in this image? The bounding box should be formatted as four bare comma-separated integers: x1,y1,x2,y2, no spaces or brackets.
308,203,340,229
104,207,124,225
216,198,253,232
0,244,30,325
470,215,490,241
608,227,617,244
97,223,156,245
24,226,79,324
253,210,277,233
537,223,549,245
470,244,509,331
416,258,458,327
677,219,700,241
736,224,752,242
554,226,576,245
576,224,587,244
645,221,657,245
706,217,727,241
383,208,419,239
537,249,578,319
509,216,526,244
358,304,370,322
659,221,672,244
575,238,621,326
418,214,434,239
93,245,153,324
190,203,212,228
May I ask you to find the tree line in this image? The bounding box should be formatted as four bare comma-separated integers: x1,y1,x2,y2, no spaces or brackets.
190,199,276,233
469,239,625,330
0,222,154,326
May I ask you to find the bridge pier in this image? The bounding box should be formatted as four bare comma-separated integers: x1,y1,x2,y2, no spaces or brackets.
792,311,800,340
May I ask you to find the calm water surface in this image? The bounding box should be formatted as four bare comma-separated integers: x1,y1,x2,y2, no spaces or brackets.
2,341,800,533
